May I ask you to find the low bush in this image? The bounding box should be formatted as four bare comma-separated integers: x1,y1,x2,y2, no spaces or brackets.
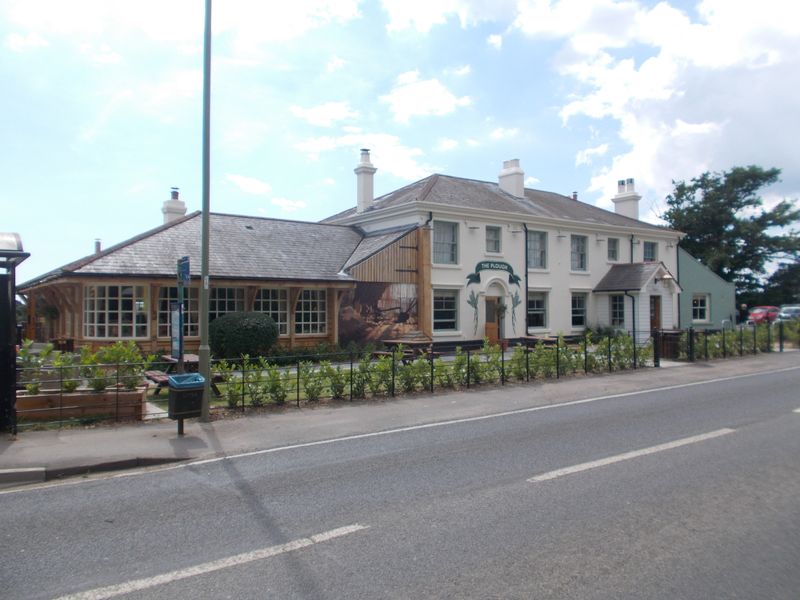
209,312,279,359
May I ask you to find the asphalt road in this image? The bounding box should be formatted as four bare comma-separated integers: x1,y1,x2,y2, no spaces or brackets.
2,366,799,599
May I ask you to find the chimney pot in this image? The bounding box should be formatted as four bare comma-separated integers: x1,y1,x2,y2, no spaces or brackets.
498,158,525,199
612,176,641,220
572,191,578,201
355,148,377,213
163,186,187,224
94,239,102,254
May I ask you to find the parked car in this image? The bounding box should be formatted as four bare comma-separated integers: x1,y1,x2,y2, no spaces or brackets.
778,305,800,320
747,306,781,324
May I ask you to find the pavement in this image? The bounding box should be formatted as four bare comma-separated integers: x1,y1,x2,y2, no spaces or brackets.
1,351,797,489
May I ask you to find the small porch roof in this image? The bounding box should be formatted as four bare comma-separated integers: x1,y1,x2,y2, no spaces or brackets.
593,262,681,293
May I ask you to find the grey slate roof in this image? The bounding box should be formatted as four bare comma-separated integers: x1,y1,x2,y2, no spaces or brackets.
593,262,666,292
324,174,672,233
20,212,368,289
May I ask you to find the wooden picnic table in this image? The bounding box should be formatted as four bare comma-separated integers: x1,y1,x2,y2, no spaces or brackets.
146,354,220,396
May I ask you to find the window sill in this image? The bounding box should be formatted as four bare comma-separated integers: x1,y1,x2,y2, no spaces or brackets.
432,263,462,270
570,271,591,276
528,268,549,274
433,330,462,337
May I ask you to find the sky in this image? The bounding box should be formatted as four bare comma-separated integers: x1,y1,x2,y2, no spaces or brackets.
4,0,800,284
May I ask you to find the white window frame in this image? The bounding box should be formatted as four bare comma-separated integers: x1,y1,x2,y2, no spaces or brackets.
209,287,245,322
433,289,459,331
607,237,619,262
571,235,588,271
692,294,710,323
610,294,625,327
433,221,459,265
527,291,547,329
485,225,502,254
157,286,199,338
571,293,588,328
295,289,327,335
527,230,547,269
643,241,658,262
83,284,149,339
254,288,289,335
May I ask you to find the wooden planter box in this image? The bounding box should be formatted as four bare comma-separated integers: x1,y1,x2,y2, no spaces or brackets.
15,387,148,422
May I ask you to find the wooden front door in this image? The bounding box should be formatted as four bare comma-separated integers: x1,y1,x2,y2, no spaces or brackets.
485,297,499,344
650,295,661,331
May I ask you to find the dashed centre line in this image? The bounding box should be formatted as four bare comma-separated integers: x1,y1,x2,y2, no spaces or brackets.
54,524,369,600
529,428,736,482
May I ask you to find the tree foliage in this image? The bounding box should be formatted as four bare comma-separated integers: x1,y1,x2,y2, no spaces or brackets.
662,166,800,295
209,312,279,359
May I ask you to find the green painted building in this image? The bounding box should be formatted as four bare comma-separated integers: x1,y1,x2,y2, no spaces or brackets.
677,247,736,329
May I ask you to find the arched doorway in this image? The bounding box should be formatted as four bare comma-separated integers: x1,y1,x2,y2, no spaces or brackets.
484,282,507,344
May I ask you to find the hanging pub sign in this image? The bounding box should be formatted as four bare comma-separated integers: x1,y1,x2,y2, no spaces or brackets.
466,261,521,285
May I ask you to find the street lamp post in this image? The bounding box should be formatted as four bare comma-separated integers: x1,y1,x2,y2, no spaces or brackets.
198,0,212,421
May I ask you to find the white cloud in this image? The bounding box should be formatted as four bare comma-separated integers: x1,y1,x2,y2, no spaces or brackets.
226,174,273,195
451,65,471,76
326,55,346,72
272,197,307,212
466,138,481,147
525,176,540,186
5,31,48,52
381,70,471,122
291,101,358,127
487,34,503,49
294,133,436,180
436,138,459,151
575,143,609,166
79,42,121,65
381,0,518,32
490,127,518,139
323,177,336,185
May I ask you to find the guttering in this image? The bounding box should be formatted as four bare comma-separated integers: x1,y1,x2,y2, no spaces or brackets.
523,223,529,331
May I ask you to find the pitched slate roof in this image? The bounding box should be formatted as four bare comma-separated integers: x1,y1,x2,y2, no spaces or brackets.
324,174,672,233
593,262,666,292
20,212,367,289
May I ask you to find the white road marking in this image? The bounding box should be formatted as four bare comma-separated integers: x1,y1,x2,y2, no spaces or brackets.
4,365,797,496
528,428,736,482
54,524,368,600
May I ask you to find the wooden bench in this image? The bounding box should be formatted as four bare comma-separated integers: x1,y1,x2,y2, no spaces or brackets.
145,370,169,395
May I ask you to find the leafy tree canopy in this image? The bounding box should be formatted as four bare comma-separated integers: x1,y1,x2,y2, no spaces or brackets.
663,166,800,295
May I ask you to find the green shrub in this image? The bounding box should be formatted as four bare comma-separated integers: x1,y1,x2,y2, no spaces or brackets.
52,351,81,392
100,341,145,390
299,361,324,402
321,361,347,400
209,312,279,359
433,357,456,388
265,363,290,405
18,340,54,394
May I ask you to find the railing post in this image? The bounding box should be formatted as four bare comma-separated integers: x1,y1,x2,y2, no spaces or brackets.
555,337,560,379
739,325,743,356
607,336,612,372
584,333,588,373
349,352,353,401
115,361,121,422
429,350,434,393
632,331,637,369
752,324,757,353
779,320,784,352
241,359,246,410
722,327,726,358
391,350,396,397
466,349,471,389
296,360,301,408
653,330,661,368
767,322,772,352
703,329,709,360
501,345,505,385
688,327,695,362
525,343,530,381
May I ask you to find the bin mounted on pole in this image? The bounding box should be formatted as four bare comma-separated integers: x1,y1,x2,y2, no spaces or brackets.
0,233,29,434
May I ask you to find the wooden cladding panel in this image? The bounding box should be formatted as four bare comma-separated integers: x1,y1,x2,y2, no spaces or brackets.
349,230,419,284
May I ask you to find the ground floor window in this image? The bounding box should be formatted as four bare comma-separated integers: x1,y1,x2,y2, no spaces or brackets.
692,294,709,322
209,287,245,322
571,293,587,327
610,294,625,327
295,289,327,334
157,287,199,337
527,291,547,328
83,285,148,339
254,288,288,335
433,289,458,331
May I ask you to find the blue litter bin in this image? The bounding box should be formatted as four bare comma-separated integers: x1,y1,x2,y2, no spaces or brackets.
168,373,205,420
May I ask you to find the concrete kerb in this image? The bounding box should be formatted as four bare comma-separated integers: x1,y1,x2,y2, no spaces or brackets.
1,352,797,489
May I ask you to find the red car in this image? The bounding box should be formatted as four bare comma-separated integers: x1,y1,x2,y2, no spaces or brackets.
747,306,780,324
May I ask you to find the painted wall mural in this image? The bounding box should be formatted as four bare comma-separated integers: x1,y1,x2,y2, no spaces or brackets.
337,282,419,345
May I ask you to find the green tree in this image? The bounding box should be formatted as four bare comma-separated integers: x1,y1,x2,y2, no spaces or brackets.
762,261,800,305
663,166,800,295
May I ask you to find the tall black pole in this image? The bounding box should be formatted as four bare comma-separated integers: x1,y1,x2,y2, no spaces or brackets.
199,0,212,422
